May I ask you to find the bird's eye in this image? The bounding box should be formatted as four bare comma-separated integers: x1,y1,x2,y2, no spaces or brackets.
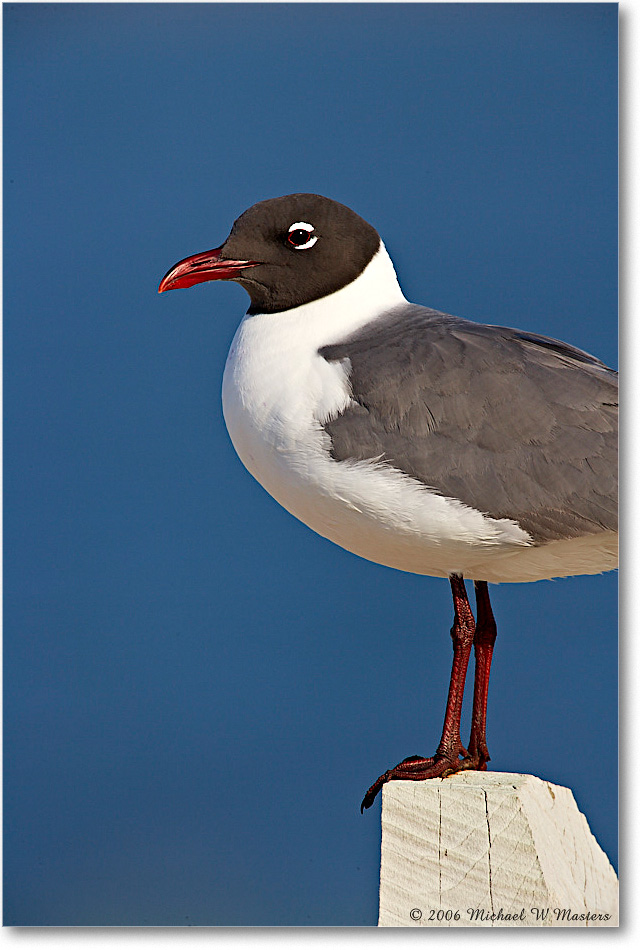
287,222,318,250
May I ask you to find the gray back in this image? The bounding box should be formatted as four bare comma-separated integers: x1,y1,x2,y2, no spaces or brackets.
319,304,618,543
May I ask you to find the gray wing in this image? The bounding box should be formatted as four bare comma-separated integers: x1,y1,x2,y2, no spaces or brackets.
319,304,618,543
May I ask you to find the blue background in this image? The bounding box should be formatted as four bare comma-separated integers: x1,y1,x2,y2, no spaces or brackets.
4,2,618,926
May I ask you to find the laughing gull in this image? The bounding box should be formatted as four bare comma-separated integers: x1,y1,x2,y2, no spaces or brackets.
159,193,618,811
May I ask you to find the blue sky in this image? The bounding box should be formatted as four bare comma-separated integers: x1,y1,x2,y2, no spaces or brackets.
4,2,617,926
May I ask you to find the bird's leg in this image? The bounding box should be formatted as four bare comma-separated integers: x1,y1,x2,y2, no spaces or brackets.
433,573,477,760
361,574,476,811
463,580,497,770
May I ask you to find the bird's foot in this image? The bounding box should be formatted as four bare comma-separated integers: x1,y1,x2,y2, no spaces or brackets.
361,750,475,812
460,733,491,772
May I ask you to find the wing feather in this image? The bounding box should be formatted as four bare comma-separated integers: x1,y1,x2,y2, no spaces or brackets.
319,304,617,542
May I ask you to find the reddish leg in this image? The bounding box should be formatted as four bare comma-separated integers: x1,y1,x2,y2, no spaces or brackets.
464,580,497,770
360,574,476,811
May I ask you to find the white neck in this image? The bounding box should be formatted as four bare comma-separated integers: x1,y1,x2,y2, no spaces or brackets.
245,239,406,347
222,240,406,449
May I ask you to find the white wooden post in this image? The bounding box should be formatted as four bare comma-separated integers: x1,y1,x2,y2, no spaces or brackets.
378,771,618,927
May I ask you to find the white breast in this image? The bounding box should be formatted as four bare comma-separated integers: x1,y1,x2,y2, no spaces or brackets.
221,244,616,583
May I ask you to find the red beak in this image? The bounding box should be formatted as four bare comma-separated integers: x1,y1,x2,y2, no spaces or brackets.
158,246,260,293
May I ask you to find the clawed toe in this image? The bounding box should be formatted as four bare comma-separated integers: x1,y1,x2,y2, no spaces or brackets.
360,752,471,812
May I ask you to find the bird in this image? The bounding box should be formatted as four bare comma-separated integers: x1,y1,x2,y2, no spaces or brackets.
159,193,618,812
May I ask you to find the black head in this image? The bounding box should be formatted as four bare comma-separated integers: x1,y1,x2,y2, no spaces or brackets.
159,193,381,313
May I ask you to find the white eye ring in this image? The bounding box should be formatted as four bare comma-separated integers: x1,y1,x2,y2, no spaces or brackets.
287,221,318,250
